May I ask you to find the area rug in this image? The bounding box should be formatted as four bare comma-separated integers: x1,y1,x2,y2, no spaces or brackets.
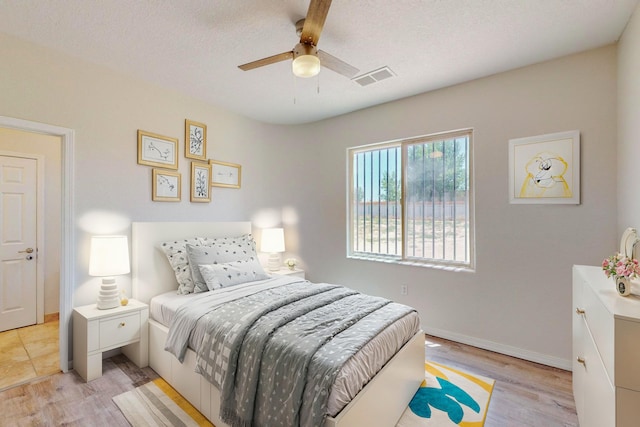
113,378,213,427
396,361,494,426
114,361,493,427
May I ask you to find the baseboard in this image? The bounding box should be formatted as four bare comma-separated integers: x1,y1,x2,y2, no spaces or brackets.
423,326,572,371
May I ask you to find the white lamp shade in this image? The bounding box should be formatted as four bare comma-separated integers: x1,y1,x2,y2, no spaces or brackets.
89,235,130,277
292,54,321,78
261,228,285,253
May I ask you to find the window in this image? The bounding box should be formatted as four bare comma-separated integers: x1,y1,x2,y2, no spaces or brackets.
348,129,474,269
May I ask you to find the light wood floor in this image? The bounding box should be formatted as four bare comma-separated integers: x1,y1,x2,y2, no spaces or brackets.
0,335,578,426
0,354,158,426
425,335,578,427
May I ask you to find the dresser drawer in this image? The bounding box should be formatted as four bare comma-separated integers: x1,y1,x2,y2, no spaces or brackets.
583,278,614,381
581,329,615,427
617,387,640,427
99,313,141,350
615,318,640,390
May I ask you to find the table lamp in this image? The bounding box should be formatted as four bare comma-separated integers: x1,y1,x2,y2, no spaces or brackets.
89,235,130,309
261,228,285,272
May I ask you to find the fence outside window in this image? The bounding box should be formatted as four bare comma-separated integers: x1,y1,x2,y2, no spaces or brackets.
348,129,474,269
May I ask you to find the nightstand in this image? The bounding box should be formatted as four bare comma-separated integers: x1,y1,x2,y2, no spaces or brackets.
270,267,305,279
73,299,148,382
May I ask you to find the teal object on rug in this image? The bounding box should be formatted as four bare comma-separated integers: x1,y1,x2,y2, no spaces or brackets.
396,361,494,427
409,377,480,423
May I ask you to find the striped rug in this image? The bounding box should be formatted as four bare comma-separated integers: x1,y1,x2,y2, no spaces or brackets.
114,362,493,427
113,378,213,427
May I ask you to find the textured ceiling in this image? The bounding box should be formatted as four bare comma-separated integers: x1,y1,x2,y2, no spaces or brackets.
1,0,638,124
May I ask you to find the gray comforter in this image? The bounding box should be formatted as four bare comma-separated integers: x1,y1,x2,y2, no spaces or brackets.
167,279,416,427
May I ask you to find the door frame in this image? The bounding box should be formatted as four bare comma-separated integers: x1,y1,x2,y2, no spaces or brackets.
0,151,45,325
0,116,74,373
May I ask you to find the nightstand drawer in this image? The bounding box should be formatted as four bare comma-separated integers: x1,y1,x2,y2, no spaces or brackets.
99,313,141,349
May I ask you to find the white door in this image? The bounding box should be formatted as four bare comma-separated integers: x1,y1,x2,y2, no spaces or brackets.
0,155,37,332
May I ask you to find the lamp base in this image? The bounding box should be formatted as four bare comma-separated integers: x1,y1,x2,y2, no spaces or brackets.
97,280,120,310
267,253,281,272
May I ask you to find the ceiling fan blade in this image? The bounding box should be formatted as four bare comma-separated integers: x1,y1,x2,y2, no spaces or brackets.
318,50,359,78
300,0,332,46
238,51,294,71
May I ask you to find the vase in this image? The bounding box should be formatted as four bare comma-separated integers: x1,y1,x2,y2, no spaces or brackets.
288,264,295,271
616,277,631,297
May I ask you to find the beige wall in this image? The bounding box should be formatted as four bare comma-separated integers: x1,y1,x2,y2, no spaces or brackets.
286,46,618,367
0,128,61,315
0,32,292,308
618,3,640,233
0,29,618,368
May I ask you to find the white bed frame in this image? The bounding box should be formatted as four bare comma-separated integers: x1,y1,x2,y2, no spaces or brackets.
131,221,425,427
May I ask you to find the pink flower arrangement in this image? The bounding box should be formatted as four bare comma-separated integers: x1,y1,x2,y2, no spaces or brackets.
602,253,640,280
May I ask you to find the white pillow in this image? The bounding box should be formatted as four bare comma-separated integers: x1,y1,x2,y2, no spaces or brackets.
199,234,258,254
198,258,269,290
186,234,259,293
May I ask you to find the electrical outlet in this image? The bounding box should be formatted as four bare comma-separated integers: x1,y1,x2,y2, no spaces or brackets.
400,285,408,296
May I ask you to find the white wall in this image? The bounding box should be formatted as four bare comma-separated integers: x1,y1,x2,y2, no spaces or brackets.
288,46,618,368
0,30,618,368
618,3,640,233
0,32,294,309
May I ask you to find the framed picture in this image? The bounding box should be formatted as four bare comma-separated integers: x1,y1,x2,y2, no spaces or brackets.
209,159,241,189
509,130,580,204
152,169,181,202
137,130,178,170
185,119,207,161
191,162,211,202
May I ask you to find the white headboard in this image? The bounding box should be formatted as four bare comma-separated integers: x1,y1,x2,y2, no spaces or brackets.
131,221,252,304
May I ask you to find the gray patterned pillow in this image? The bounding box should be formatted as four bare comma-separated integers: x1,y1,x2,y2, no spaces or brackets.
161,234,258,294
198,258,269,290
160,237,204,294
186,234,259,293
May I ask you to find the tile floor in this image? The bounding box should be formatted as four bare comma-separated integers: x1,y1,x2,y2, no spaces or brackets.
0,313,59,391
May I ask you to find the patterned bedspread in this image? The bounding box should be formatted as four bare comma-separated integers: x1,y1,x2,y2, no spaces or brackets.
167,279,417,427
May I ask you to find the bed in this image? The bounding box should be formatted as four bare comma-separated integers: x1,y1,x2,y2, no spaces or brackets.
131,221,425,427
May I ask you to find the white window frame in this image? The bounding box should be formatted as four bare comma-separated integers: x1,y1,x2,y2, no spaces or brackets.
347,129,475,271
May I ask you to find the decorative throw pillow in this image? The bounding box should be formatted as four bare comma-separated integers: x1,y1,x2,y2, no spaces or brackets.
186,234,259,293
160,234,259,294
199,234,258,256
160,237,203,295
198,258,270,290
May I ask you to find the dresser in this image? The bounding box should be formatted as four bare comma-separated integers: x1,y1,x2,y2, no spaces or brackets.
573,265,640,426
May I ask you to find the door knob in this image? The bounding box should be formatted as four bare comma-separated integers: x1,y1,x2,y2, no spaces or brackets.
18,248,34,254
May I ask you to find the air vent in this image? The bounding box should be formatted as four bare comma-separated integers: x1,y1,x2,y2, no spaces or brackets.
352,66,395,86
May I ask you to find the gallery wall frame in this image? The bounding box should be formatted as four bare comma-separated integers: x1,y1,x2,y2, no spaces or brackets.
185,119,207,161
209,159,241,189
152,168,181,202
508,130,580,204
137,130,178,169
191,161,212,202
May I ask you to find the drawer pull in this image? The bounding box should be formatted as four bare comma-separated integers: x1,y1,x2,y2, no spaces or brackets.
119,322,126,327
576,356,586,366
575,307,585,315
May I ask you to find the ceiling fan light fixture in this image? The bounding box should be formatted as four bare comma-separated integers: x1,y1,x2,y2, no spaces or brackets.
292,43,320,78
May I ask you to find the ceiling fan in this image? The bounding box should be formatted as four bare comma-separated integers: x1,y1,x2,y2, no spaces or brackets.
238,0,359,79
